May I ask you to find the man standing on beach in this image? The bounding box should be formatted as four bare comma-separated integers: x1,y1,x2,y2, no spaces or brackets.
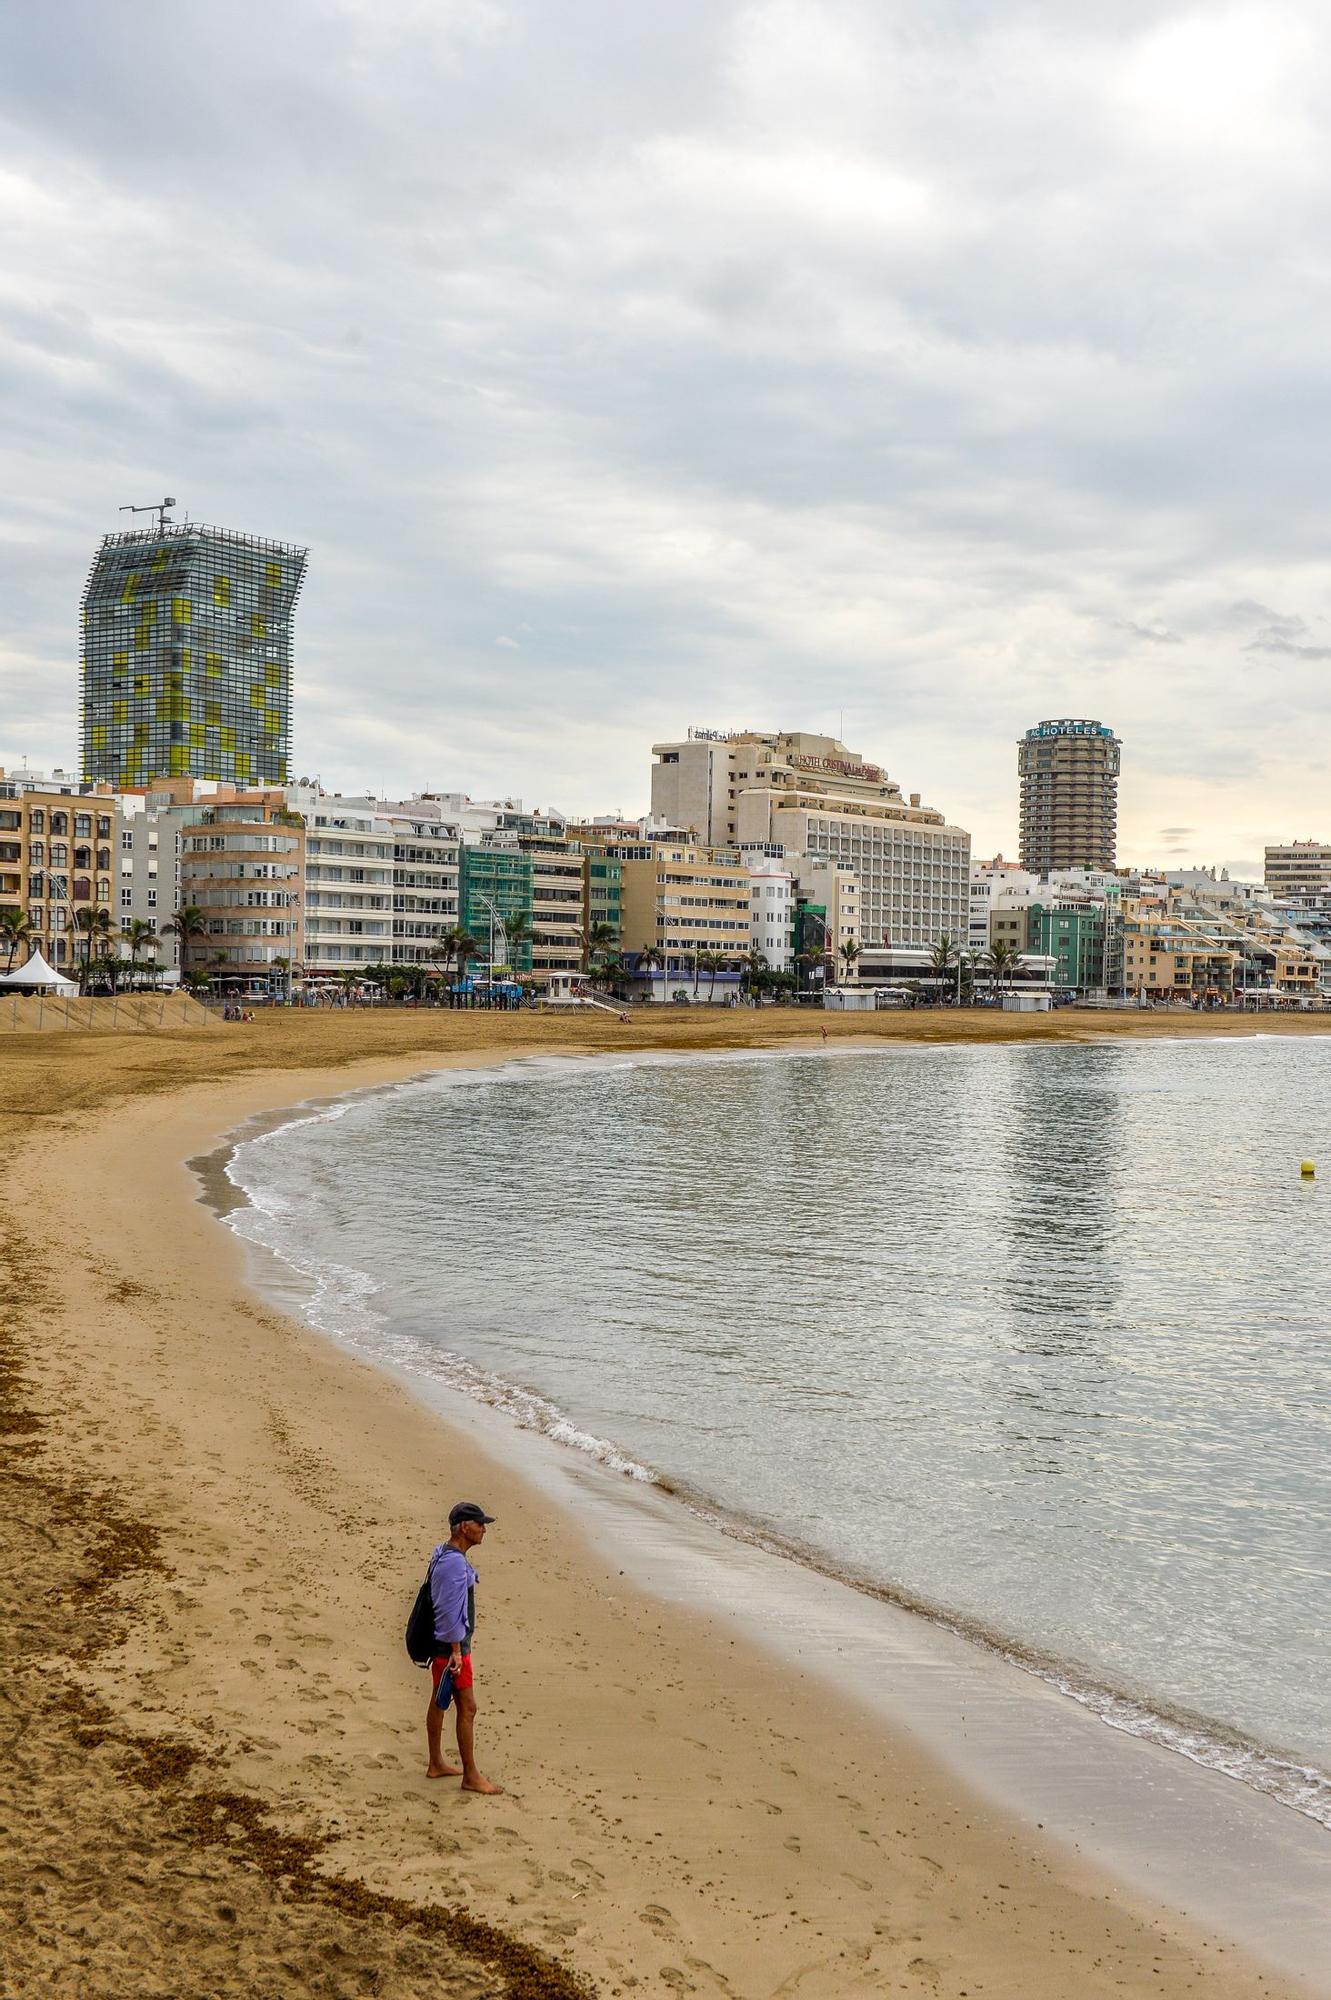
425,1502,503,1795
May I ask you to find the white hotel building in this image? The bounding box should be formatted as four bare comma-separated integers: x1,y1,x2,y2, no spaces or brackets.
652,729,969,951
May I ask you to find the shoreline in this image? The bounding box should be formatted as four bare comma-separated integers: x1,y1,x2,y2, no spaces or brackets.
209,1043,1331,1841
4,1010,1330,1998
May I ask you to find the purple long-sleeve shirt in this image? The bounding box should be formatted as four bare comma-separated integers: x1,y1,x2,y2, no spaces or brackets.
428,1544,477,1651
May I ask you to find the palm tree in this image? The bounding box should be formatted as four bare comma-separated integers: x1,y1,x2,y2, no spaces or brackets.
73,906,113,992
633,945,663,991
595,947,624,995
583,919,616,973
839,938,860,984
0,907,34,971
121,918,159,988
502,909,532,972
162,903,210,980
453,930,481,985
697,948,724,1003
984,940,1018,998
428,925,461,986
929,932,959,1005
740,948,769,1004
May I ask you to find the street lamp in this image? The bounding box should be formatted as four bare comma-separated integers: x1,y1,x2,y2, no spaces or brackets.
471,891,508,989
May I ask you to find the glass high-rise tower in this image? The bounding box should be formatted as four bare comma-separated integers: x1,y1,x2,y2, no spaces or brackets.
80,520,308,788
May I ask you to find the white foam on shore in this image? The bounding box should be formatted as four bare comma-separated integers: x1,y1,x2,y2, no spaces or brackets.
210,1049,1331,1843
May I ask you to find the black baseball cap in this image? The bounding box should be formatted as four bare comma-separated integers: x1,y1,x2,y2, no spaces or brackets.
449,1501,496,1527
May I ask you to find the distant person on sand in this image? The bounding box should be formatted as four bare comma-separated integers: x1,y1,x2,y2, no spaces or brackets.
425,1501,503,1794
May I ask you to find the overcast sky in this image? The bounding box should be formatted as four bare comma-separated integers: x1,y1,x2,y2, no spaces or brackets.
3,0,1330,869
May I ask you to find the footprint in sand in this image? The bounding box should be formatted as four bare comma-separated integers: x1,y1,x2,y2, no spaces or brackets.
638,1904,680,1940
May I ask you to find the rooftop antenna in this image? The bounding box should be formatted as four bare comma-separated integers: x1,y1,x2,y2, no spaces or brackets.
119,495,178,533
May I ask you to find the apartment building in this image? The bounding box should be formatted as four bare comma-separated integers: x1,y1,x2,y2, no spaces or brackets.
287,789,394,974
1265,843,1331,899
379,799,460,968
116,778,243,973
968,857,1039,955
619,841,751,994
0,768,116,974
743,854,795,970
1120,885,1324,1000
179,794,304,981
651,730,969,950
793,860,860,982
1028,901,1108,992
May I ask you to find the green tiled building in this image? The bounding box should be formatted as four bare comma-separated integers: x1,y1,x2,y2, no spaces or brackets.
80,521,308,789
460,845,535,973
1028,901,1106,992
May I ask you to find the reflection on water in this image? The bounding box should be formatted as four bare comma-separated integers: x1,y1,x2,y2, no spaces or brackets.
230,1039,1331,1790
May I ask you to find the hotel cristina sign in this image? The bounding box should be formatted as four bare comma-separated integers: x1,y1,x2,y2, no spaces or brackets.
790,753,882,783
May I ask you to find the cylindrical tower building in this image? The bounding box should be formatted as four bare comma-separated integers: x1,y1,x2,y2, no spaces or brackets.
1018,719,1121,873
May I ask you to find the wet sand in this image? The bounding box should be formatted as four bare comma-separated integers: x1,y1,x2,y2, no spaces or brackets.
2,1007,1327,1999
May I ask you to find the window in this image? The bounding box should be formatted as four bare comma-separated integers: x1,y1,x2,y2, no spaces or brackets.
120,888,133,909
50,843,67,866
147,890,158,909
30,810,44,833
75,814,92,838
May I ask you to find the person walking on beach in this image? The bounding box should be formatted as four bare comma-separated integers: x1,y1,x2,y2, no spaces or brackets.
425,1501,503,1794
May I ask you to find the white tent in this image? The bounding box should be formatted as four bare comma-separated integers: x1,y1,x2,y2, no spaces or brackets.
0,948,79,992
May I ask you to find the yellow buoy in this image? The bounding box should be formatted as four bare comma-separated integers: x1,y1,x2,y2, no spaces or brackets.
1301,1160,1316,1178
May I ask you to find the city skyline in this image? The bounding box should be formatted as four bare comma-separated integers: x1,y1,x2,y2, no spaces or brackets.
6,4,1331,874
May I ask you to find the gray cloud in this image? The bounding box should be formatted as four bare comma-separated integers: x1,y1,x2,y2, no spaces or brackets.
1115,620,1182,645
3,0,1331,864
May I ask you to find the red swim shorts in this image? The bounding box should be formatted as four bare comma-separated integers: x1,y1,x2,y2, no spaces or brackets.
431,1653,474,1693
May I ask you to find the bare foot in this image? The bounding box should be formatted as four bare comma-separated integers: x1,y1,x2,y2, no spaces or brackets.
461,1774,504,1794
427,1762,463,1778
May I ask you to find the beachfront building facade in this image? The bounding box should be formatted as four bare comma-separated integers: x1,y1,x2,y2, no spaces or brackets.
419,796,585,989
459,845,534,977
618,841,751,998
792,859,861,986
650,730,969,951
522,832,586,987
287,789,394,976
743,854,796,971
1027,901,1108,993
1118,882,1325,1001
0,767,117,975
1265,843,1331,899
379,799,460,970
117,780,234,975
178,793,304,983
583,849,623,951
1017,719,1121,873
80,519,308,791
968,858,1040,956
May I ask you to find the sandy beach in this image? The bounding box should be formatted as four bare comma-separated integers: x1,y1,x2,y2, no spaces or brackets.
3,1006,1328,2000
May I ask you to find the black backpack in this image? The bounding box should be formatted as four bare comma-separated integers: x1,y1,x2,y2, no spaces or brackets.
405,1554,439,1666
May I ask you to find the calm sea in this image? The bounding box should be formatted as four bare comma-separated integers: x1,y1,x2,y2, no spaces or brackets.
224,1039,1331,1826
